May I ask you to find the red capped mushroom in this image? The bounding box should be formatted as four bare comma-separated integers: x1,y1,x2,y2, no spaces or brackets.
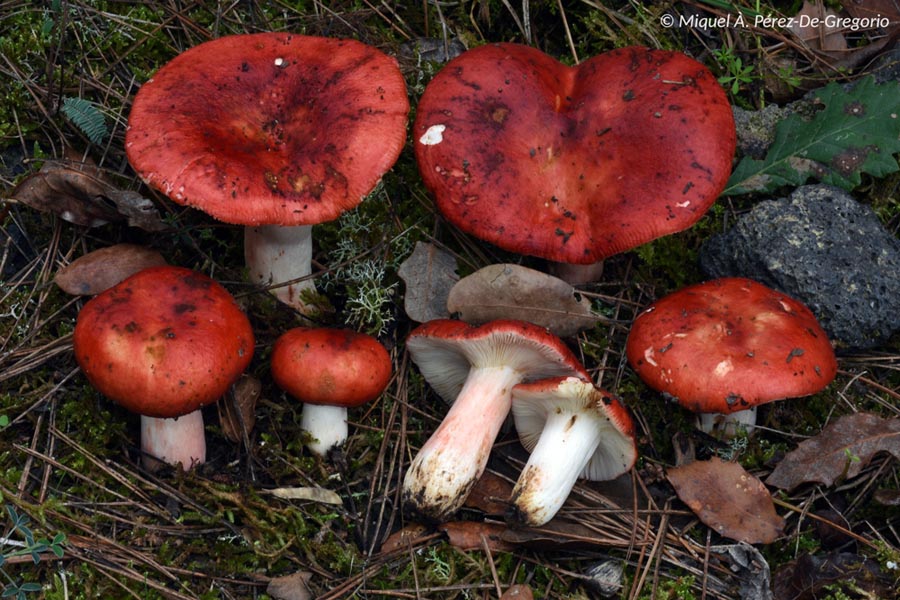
73,266,255,469
625,277,838,436
414,44,735,276
126,33,409,313
270,327,392,456
403,319,589,522
509,376,636,526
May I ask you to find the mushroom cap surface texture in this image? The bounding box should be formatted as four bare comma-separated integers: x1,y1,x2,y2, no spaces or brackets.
73,266,255,418
406,319,589,402
413,44,735,264
126,33,409,226
511,376,637,481
271,328,392,407
625,277,837,414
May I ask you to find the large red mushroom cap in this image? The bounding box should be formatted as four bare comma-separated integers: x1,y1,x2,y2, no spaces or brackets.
270,327,392,455
74,266,255,418
414,44,735,264
625,277,837,416
125,33,409,227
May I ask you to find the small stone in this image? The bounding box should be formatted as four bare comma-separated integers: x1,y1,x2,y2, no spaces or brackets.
700,185,900,349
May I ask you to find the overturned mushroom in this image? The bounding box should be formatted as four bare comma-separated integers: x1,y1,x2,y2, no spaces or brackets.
508,376,636,526
402,319,589,522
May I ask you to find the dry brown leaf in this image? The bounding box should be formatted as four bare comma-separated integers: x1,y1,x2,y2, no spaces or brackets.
667,457,784,544
439,521,516,552
772,552,894,600
11,160,167,231
218,375,261,443
54,244,167,295
840,0,900,32
873,488,900,506
463,470,513,515
766,412,900,491
379,523,431,554
788,1,848,53
397,241,458,323
266,571,312,600
447,263,598,337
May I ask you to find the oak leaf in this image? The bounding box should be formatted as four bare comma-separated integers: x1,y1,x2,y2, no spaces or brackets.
447,263,599,337
667,457,784,544
766,412,900,491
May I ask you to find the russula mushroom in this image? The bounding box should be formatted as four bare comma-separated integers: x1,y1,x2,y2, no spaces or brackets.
73,266,255,469
126,33,409,313
625,277,838,436
508,376,636,526
402,319,589,522
270,327,392,456
414,44,735,278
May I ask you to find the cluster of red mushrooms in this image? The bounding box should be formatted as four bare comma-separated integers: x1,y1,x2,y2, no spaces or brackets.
70,33,838,528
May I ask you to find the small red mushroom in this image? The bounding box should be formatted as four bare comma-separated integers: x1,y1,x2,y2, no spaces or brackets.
270,327,392,456
625,277,838,436
126,33,409,313
414,44,735,278
402,319,589,522
73,266,255,469
509,376,636,526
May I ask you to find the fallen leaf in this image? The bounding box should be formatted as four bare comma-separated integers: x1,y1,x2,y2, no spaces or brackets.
772,552,894,600
873,488,900,506
463,470,513,515
582,560,625,598
397,241,458,323
379,523,431,554
840,0,900,33
439,521,516,552
54,244,166,295
262,486,342,505
266,571,312,600
709,543,772,600
500,584,534,600
218,375,261,444
766,412,900,491
787,1,847,54
11,160,167,231
447,263,599,337
667,457,784,544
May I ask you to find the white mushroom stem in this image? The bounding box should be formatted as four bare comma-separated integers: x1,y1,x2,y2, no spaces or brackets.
301,403,349,456
510,409,604,526
402,365,519,522
140,411,206,471
697,406,758,438
244,224,315,315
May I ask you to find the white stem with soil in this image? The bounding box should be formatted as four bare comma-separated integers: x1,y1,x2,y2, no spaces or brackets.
510,408,603,526
301,403,349,456
402,365,520,522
